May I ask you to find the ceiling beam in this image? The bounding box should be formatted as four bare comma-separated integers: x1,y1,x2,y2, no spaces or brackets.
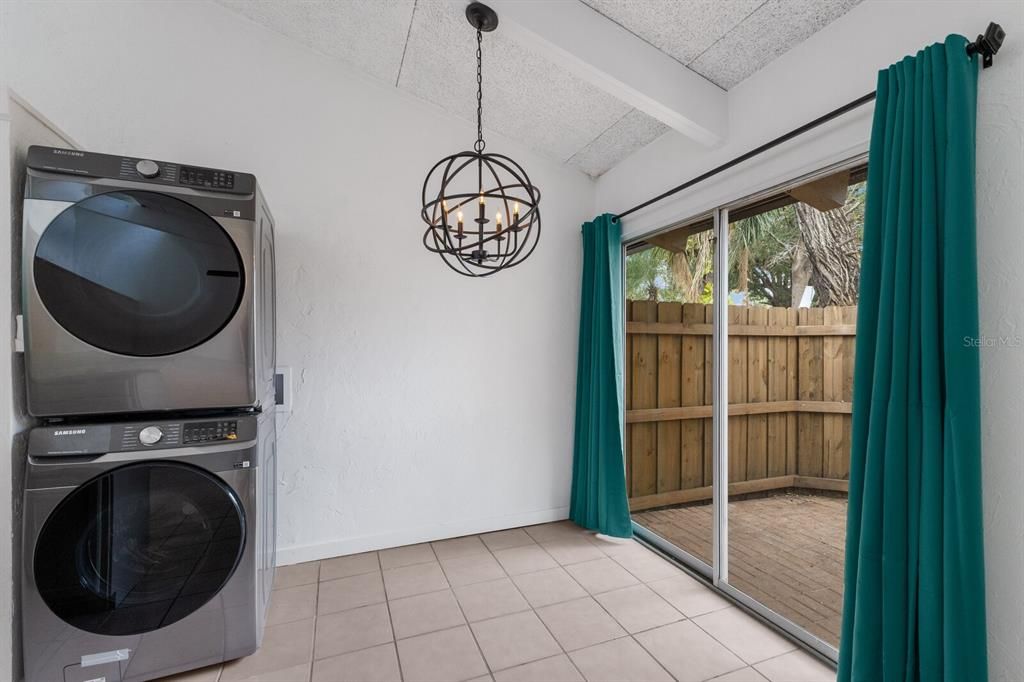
486,0,727,147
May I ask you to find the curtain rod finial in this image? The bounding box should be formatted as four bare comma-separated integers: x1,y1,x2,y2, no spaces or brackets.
967,22,1005,68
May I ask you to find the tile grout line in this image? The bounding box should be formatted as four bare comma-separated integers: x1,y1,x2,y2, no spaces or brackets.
688,611,796,672
379,551,406,682
627,630,687,682
455,540,513,678
457,526,610,677
307,529,731,677
573,542,679,680
581,531,724,679
386,541,543,679
482,535,576,679
307,560,321,682
177,526,790,682
527,528,634,680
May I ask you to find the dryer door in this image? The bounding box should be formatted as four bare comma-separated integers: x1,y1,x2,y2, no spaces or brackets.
33,190,244,357
34,461,245,636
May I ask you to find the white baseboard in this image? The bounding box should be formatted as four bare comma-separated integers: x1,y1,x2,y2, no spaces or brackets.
275,505,571,566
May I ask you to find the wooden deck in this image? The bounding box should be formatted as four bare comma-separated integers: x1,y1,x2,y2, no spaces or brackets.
633,490,846,647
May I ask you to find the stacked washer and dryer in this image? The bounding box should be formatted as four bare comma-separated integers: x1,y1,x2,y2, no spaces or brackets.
19,146,278,682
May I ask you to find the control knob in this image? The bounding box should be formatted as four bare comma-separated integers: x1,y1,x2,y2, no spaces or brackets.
136,159,160,178
139,426,164,446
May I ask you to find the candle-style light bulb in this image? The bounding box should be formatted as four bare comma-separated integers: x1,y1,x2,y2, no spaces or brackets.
457,211,464,237
442,200,448,225
495,212,503,232
513,202,520,220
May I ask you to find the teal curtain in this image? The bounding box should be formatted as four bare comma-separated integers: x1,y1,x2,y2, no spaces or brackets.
570,213,632,538
839,35,987,681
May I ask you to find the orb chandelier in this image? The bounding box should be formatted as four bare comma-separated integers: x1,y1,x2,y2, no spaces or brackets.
420,2,541,277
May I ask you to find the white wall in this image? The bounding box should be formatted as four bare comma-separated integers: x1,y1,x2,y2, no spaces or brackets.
596,2,1024,679
1,0,595,572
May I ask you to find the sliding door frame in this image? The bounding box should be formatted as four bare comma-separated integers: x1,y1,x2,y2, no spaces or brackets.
623,153,868,666
713,206,839,662
711,207,729,587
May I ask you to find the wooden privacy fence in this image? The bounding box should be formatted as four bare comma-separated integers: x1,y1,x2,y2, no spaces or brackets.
625,301,857,511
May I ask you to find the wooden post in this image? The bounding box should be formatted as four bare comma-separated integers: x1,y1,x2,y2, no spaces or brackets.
681,303,705,490
766,306,789,477
728,305,749,483
656,302,682,493
630,300,658,496
746,307,769,480
797,307,825,477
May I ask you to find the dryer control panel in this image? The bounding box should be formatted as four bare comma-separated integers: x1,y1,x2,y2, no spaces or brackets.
27,145,255,195
28,414,258,457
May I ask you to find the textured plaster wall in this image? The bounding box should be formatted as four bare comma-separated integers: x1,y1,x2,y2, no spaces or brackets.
973,17,1024,679
1,0,596,572
596,2,1024,678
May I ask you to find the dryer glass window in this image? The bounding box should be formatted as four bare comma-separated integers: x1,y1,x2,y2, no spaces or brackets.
34,190,244,356
34,461,245,636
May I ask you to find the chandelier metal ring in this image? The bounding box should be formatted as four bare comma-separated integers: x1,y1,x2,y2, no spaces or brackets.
418,2,541,277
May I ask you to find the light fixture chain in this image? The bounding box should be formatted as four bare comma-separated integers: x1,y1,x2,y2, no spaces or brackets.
475,29,485,153
419,4,541,277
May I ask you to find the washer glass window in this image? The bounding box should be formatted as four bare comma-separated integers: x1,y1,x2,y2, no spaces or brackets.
34,190,244,356
34,462,245,636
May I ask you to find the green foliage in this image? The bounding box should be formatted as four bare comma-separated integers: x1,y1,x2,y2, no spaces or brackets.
730,204,800,306
625,246,678,302
626,181,866,307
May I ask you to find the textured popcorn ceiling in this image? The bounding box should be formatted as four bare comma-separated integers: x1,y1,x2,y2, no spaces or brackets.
219,0,862,177
583,0,863,90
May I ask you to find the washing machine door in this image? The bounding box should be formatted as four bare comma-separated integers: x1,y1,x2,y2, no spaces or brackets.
34,461,245,636
33,190,244,357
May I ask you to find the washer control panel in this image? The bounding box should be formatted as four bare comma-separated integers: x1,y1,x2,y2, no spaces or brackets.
183,419,239,444
139,425,165,445
28,415,257,457
120,422,182,449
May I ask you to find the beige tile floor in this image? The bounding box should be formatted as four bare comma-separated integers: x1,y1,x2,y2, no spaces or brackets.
159,521,836,682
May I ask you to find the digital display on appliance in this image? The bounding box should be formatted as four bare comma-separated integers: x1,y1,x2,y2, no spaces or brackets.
183,420,238,444
180,165,235,189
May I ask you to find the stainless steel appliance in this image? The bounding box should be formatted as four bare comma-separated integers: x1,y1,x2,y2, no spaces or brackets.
21,410,277,682
22,145,276,417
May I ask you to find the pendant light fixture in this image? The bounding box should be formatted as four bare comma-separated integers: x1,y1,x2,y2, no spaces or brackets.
420,2,541,277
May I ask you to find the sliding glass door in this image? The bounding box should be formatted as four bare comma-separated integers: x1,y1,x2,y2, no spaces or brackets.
625,159,866,661
625,215,716,572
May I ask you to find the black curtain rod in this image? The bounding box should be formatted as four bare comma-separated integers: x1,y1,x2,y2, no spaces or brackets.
613,22,1006,223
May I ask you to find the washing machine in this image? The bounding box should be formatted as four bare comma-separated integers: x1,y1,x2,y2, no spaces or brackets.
21,409,277,682
22,145,276,418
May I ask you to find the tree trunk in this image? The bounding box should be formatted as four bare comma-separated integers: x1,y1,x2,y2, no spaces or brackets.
671,252,693,302
669,232,713,303
791,242,812,308
738,247,750,296
795,202,861,306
